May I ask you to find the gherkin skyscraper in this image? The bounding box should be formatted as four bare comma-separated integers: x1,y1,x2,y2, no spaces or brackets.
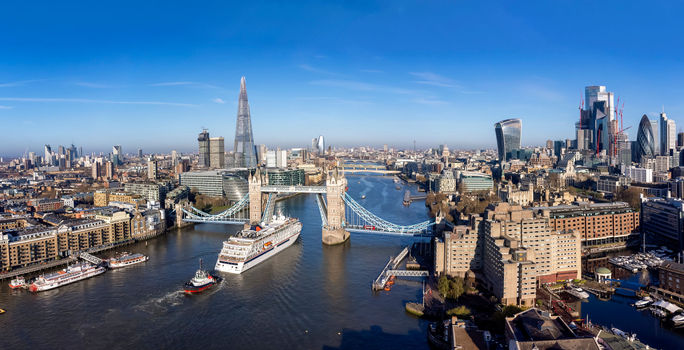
234,77,257,168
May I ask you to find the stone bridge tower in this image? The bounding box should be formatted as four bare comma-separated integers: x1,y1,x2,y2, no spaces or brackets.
322,168,350,245
249,168,263,224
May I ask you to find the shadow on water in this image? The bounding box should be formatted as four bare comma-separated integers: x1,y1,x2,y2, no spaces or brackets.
322,325,425,350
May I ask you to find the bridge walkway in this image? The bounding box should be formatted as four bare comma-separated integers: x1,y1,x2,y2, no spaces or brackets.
78,252,103,265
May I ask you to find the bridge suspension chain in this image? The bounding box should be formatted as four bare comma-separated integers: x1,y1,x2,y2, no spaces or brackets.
181,193,250,222
261,193,276,223
341,192,434,234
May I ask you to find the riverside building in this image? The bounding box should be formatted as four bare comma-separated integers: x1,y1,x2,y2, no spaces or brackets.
179,170,248,201
434,203,582,306
542,202,639,247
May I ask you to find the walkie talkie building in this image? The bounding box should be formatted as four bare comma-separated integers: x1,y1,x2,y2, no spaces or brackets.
495,118,522,162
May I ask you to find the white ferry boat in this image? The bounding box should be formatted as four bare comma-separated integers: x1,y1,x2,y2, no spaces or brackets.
29,262,106,292
215,215,302,274
107,253,149,269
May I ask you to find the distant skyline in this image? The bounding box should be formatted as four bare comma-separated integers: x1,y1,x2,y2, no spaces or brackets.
3,1,684,157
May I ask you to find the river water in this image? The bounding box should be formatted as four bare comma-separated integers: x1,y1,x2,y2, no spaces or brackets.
0,175,432,349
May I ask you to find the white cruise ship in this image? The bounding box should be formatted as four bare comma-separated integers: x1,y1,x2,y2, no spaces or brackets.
215,215,302,274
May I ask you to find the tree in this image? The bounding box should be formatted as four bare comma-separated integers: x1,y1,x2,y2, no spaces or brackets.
448,277,465,300
446,305,471,318
616,186,643,211
438,275,450,297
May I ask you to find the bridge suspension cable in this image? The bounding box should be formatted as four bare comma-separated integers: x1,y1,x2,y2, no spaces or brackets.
181,193,250,223
261,193,276,223
341,192,434,235
315,193,328,227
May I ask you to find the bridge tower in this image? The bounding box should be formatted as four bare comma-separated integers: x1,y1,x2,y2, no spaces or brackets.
249,168,263,224
322,168,350,245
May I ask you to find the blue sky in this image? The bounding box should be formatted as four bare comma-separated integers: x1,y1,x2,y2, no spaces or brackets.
2,1,684,157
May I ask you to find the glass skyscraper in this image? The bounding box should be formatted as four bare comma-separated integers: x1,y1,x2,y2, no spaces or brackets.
636,114,656,162
233,77,257,168
495,118,522,162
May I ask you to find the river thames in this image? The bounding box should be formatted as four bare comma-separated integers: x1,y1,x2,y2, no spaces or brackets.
0,175,431,349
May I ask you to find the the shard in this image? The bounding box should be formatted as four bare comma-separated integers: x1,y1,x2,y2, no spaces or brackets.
234,76,257,168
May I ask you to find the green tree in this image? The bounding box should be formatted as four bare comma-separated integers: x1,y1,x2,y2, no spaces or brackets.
446,305,471,318
448,277,465,300
616,186,643,211
438,275,449,297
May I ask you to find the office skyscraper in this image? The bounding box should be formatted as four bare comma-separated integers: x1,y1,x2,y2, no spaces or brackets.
233,77,257,168
660,112,676,156
636,114,656,162
198,129,210,168
650,119,660,155
582,85,615,153
44,145,52,165
494,118,522,162
210,137,225,169
112,145,122,165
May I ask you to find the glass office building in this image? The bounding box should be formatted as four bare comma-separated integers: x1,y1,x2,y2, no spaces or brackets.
636,114,656,162
495,118,522,162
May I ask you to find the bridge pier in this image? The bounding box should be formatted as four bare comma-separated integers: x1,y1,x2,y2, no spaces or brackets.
249,168,264,224
322,168,349,245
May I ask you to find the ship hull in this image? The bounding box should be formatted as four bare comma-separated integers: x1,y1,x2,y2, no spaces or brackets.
29,267,106,292
216,231,300,274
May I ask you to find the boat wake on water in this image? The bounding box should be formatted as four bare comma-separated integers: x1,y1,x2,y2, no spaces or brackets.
133,290,187,315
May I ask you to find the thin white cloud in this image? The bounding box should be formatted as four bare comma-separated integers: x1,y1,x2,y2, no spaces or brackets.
0,97,195,107
73,82,116,88
309,79,416,95
0,80,42,88
149,81,221,89
296,96,373,105
517,83,564,102
412,98,449,106
0,105,13,109
213,98,225,104
298,64,338,75
409,72,460,88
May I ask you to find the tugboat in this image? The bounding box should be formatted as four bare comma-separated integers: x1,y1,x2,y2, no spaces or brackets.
184,259,221,294
8,276,27,289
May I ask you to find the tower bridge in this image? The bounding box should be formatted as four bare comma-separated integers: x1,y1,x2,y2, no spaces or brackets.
179,167,434,244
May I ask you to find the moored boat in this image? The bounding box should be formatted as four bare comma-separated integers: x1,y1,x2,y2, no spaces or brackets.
8,276,27,289
107,252,149,269
634,296,653,308
565,287,590,299
672,314,684,327
184,259,221,294
29,263,106,292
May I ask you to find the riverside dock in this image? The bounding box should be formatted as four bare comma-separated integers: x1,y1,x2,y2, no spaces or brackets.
372,246,429,291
